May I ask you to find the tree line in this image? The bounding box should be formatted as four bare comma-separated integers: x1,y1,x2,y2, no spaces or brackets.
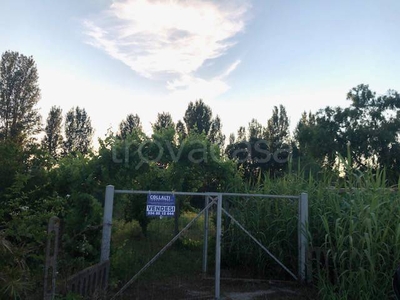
2,50,400,184
1,50,399,298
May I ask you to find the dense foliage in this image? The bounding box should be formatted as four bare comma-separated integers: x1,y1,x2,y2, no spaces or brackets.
1,50,400,299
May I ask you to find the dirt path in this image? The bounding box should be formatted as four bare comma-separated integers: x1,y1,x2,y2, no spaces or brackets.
115,275,317,299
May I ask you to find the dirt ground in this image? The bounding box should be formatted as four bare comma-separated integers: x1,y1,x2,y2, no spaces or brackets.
114,274,318,300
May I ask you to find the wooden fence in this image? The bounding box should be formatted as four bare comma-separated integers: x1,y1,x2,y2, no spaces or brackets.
66,260,110,298
44,216,60,300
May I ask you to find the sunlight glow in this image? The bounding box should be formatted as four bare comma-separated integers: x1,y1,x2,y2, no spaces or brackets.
84,0,249,94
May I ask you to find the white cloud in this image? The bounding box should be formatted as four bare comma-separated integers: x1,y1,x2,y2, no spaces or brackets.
165,59,241,101
83,0,248,95
218,59,242,79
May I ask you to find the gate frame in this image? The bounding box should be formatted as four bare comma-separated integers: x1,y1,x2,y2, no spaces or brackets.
100,185,308,300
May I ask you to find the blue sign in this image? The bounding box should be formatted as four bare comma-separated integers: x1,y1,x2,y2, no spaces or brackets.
146,193,175,217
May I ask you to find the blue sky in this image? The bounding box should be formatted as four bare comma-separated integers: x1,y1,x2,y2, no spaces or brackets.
1,0,399,142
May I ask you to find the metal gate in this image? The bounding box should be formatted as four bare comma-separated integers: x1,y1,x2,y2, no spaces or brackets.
100,186,308,299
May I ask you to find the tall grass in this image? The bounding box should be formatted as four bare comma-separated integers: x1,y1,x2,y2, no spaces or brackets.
222,193,298,279
312,169,400,299
109,158,400,299
223,165,400,299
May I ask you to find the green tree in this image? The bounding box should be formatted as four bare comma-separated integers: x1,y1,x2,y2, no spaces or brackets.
64,106,94,155
152,112,174,132
339,85,400,175
264,105,290,147
292,111,321,174
0,139,63,299
295,107,339,168
168,132,240,193
95,129,151,234
0,141,24,199
184,99,212,135
209,115,225,147
263,105,291,176
227,105,291,179
294,110,335,165
294,111,316,155
228,133,235,145
294,84,400,182
0,51,41,144
42,106,63,159
237,126,246,141
62,193,102,263
175,120,187,143
248,118,263,140
118,113,142,139
151,113,176,168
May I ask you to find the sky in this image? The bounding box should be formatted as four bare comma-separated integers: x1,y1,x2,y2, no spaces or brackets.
1,0,399,143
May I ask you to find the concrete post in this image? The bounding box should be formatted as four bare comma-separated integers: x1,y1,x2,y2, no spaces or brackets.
298,192,309,282
215,193,223,299
101,185,114,262
202,195,210,274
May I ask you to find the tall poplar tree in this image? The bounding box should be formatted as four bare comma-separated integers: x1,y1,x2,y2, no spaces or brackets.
152,112,174,132
42,106,63,158
184,99,212,135
175,120,187,143
64,107,93,155
118,113,142,139
209,115,225,147
0,51,41,144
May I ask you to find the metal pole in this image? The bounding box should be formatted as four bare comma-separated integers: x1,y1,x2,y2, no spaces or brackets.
174,197,180,236
202,195,210,275
298,192,309,283
215,193,223,300
101,185,114,262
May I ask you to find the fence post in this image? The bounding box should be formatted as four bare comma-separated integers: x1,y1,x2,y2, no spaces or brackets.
215,193,223,300
298,192,309,283
44,216,60,300
101,185,114,262
202,195,210,275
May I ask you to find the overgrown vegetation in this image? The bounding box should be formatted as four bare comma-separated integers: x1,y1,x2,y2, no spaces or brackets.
223,163,400,299
1,50,400,299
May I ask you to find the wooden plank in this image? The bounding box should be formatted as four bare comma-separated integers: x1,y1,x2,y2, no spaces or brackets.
43,216,60,300
66,260,110,297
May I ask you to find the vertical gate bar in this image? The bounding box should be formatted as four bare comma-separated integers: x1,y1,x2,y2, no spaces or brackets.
215,193,223,300
101,185,115,262
174,197,180,236
298,192,309,282
202,195,210,275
